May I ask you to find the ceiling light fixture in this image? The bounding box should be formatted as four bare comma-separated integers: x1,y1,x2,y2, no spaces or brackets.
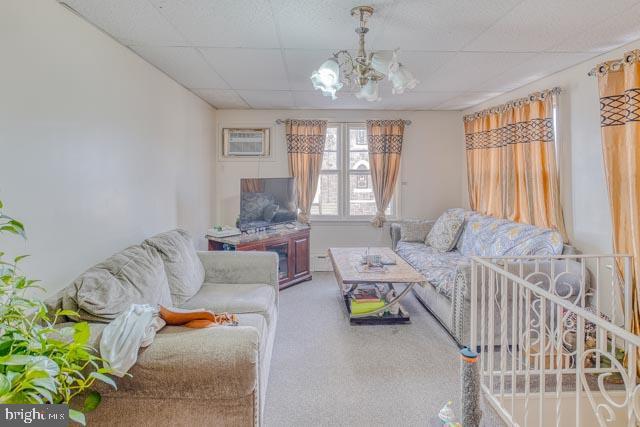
310,5,418,102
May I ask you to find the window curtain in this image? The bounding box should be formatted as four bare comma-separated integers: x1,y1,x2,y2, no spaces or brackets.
463,88,566,240
595,50,640,362
367,119,405,227
285,119,327,224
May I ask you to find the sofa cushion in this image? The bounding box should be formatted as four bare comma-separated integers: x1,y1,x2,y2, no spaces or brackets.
395,241,468,298
426,208,466,252
456,212,564,257
400,221,431,242
58,245,172,322
488,221,562,256
144,229,205,305
180,283,276,326
456,212,499,256
93,313,266,401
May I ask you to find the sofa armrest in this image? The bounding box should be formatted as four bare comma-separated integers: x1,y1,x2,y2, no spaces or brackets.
197,251,279,288
98,325,260,401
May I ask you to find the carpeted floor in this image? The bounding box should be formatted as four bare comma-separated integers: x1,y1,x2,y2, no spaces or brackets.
263,272,505,426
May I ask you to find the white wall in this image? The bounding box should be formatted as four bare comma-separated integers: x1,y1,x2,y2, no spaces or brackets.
463,40,640,255
214,109,465,266
0,0,216,295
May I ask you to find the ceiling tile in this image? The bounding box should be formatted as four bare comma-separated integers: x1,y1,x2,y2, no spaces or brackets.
149,0,280,47
130,46,228,89
61,0,185,45
418,52,536,92
292,91,371,109
284,49,337,91
192,89,249,109
393,51,458,92
270,0,394,50
236,90,295,109
372,0,523,51
552,3,640,53
436,92,503,110
200,48,289,90
464,0,638,52
476,52,595,92
375,90,466,110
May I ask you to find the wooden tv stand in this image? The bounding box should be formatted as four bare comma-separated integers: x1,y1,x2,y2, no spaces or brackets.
206,223,311,290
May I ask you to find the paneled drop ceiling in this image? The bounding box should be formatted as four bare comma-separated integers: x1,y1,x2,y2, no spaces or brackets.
60,0,640,110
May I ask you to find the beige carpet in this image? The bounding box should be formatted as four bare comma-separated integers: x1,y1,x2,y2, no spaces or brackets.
263,272,505,426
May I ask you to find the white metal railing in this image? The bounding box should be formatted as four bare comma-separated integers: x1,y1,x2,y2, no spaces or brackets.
469,255,639,427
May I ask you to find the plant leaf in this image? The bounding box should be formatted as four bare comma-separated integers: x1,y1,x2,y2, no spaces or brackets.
30,356,60,377
73,322,90,345
0,373,10,395
89,372,116,390
69,409,86,426
13,255,29,263
0,354,37,365
55,309,79,318
83,390,101,412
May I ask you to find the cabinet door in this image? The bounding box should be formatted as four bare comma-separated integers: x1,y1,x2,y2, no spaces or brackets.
293,235,310,278
264,242,290,283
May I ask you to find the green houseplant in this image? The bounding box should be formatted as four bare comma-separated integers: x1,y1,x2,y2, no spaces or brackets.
0,199,115,424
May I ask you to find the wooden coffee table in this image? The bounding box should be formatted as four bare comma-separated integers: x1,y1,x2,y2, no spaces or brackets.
328,247,425,324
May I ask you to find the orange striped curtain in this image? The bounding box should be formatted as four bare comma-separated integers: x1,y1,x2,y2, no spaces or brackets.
463,89,566,240
285,120,327,224
595,50,640,359
367,120,405,227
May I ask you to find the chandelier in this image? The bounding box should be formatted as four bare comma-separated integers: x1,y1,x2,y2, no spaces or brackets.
310,5,418,102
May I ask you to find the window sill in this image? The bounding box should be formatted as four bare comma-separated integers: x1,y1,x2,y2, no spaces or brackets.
310,217,399,226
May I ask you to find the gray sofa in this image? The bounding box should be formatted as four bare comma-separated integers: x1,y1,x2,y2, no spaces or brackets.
47,230,278,426
391,209,585,346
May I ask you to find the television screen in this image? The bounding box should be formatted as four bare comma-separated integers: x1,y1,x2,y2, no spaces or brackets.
239,178,298,231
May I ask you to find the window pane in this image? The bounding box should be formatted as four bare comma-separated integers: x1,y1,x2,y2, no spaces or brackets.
322,151,337,170
325,127,338,151
348,174,377,216
311,173,338,216
349,151,369,170
349,127,367,150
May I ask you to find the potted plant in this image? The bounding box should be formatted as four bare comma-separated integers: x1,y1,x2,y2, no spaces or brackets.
0,199,115,424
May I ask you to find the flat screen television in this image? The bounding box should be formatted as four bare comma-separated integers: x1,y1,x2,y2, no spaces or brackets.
239,177,298,231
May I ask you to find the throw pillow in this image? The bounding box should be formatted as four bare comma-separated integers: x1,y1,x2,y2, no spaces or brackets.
426,209,466,252
400,221,431,242
58,245,173,322
263,204,279,222
144,229,205,305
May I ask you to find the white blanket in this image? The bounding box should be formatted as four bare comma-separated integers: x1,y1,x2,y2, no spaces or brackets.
99,304,166,377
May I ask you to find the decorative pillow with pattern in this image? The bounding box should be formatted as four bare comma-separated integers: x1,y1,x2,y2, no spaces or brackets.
400,221,431,242
426,208,466,252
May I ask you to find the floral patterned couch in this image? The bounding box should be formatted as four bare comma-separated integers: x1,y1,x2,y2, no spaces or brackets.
391,209,582,346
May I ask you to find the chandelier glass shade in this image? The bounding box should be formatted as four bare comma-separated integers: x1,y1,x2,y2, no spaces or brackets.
310,5,418,102
310,58,343,99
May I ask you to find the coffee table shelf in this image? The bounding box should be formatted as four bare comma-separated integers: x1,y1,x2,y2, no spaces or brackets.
328,247,425,325
342,284,411,325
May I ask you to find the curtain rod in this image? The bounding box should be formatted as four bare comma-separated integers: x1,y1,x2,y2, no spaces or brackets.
587,50,640,76
275,119,412,125
463,87,561,122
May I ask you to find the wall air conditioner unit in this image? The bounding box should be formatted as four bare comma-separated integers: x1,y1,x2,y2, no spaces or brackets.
222,128,270,157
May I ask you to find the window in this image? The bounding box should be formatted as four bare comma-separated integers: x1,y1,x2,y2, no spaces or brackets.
311,123,396,219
